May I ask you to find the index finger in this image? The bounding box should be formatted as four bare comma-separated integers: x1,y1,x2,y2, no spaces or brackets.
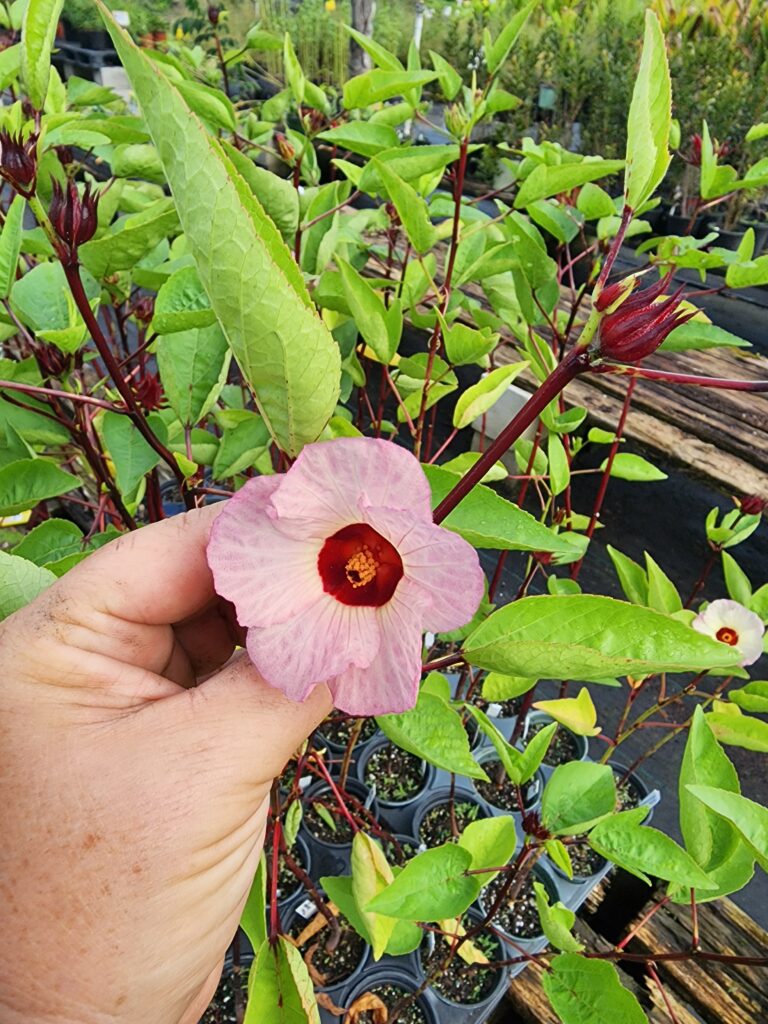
62,503,227,626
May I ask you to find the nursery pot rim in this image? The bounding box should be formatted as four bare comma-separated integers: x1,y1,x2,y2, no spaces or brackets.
471,748,544,812
301,778,377,850
356,734,435,809
518,710,589,764
342,965,439,1024
416,907,508,1010
315,715,381,754
284,889,370,994
478,862,556,944
268,832,312,907
412,785,489,847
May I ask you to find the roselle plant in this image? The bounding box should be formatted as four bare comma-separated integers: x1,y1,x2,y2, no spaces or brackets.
1,1,768,1022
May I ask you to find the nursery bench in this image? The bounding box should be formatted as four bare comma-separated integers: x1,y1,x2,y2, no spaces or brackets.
496,892,768,1023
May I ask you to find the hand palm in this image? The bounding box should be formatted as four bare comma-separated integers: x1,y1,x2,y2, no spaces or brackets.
0,506,330,1024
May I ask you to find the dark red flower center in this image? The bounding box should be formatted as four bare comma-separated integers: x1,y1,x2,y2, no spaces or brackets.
318,523,403,607
716,626,739,647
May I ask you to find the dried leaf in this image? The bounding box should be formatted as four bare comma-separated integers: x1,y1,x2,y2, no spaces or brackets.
303,942,329,987
317,992,346,1017
347,992,388,1023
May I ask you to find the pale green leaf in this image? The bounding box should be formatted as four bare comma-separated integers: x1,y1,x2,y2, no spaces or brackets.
21,0,64,108
0,549,55,620
543,953,648,1024
624,10,671,209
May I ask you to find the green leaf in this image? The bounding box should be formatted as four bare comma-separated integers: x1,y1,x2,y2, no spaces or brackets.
373,159,436,254
624,10,671,209
517,720,559,781
0,195,24,300
533,689,599,737
12,519,83,565
284,801,302,849
542,762,616,835
376,690,487,780
534,882,584,952
686,786,768,873
351,832,396,960
343,69,437,109
463,704,523,783
729,681,768,714
366,843,479,920
0,43,21,90
0,458,79,515
440,452,507,485
156,324,231,426
589,810,716,889
457,816,517,884
429,51,461,100
464,595,736,681
487,0,539,74
358,144,460,196
543,953,648,1024
424,465,585,561
545,838,574,880
452,362,528,430
481,672,537,701
245,937,320,1024
576,182,616,219
675,708,754,903
239,856,267,952
0,549,55,620
547,433,569,496
600,453,667,482
644,553,682,613
177,78,237,132
706,711,768,753
515,160,624,209
11,261,99,337
79,199,180,278
282,32,305,105
606,545,648,605
101,411,161,497
319,875,371,946
721,551,752,605
223,142,300,247
442,321,498,366
21,0,64,108
99,4,340,457
317,122,399,157
660,320,751,352
336,257,394,363
152,265,216,334
212,411,270,479
343,26,403,72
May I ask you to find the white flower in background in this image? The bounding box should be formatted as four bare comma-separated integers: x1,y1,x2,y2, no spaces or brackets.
692,599,765,666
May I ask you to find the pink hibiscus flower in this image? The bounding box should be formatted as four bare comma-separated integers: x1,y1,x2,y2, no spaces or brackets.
207,437,484,715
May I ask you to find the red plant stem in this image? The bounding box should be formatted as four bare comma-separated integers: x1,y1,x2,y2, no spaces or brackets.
433,348,590,524
685,547,720,608
301,190,361,230
269,807,282,942
616,896,670,950
593,363,768,391
596,204,633,291
647,963,682,1024
0,378,121,412
570,376,637,580
421,652,466,673
63,263,193,509
311,757,358,833
427,427,459,463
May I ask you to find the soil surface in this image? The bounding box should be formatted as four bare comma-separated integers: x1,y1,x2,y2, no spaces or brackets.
564,840,608,879
266,845,305,903
200,964,248,1023
318,715,378,749
364,743,426,803
350,983,428,1024
481,872,545,940
304,790,354,845
288,909,365,988
420,918,502,1005
418,798,484,847
474,759,541,811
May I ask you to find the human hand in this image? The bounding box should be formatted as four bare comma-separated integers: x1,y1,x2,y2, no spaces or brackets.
0,505,331,1024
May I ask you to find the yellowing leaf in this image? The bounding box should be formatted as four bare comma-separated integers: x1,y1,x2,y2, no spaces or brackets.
533,688,600,736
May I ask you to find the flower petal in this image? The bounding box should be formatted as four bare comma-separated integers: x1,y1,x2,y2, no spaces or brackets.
270,438,433,534
363,506,485,633
692,598,765,667
207,475,324,628
330,579,426,715
246,597,381,702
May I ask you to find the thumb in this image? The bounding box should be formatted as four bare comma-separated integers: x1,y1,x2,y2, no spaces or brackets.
182,653,333,781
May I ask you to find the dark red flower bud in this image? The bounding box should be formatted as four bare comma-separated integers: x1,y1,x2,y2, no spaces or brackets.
0,131,38,197
55,145,74,168
594,277,635,312
274,132,296,163
132,295,155,324
684,132,702,167
37,342,70,379
207,5,220,26
134,372,164,411
737,495,767,516
596,272,695,363
49,178,100,263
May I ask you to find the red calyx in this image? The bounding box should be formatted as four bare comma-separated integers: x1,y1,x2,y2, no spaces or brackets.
318,522,403,607
597,272,695,363
49,178,100,263
738,495,767,516
0,130,38,197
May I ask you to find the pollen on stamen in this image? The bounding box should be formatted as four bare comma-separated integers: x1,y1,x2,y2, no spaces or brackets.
345,545,379,588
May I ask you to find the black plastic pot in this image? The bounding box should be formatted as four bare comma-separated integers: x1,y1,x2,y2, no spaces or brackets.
416,909,507,1013
201,953,254,1023
300,778,379,879
714,221,768,254
478,863,557,946
610,761,655,824
341,967,439,1024
517,711,589,767
667,211,710,238
356,736,435,834
315,714,380,759
471,749,544,815
266,833,312,906
413,787,489,848
284,891,369,998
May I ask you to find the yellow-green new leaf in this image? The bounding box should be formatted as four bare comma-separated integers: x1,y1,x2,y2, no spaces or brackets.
351,832,396,960
97,2,340,456
534,688,600,736
373,158,436,254
452,362,528,430
624,11,671,210
21,0,64,108
246,937,320,1024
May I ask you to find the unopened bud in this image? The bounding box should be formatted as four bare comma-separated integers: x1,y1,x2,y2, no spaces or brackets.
444,103,468,139
49,179,100,263
0,131,38,197
737,495,767,516
596,272,695,363
594,277,635,313
275,132,296,163
134,372,164,411
37,342,70,379
132,295,155,324
207,5,220,26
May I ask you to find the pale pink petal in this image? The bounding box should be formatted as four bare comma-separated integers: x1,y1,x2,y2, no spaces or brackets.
246,597,381,702
207,476,324,628
270,438,433,531
330,579,428,715
363,506,484,633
